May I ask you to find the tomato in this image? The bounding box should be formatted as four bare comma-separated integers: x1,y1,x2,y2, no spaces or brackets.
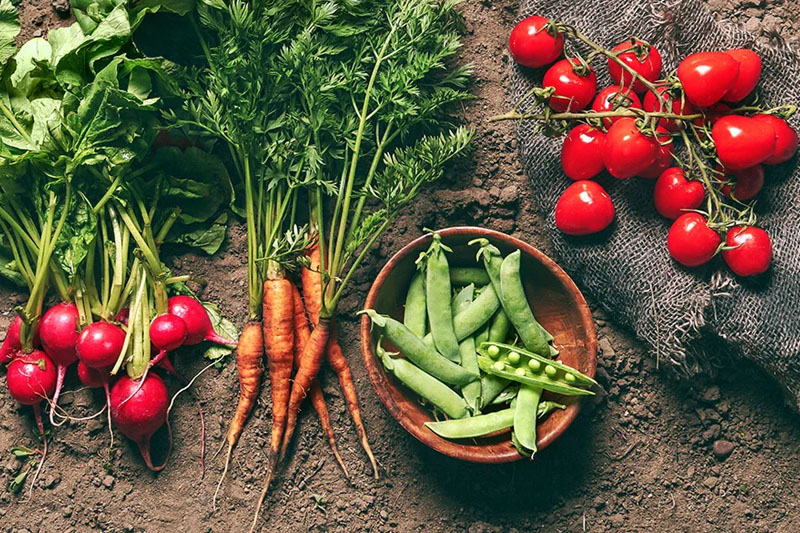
591,85,642,128
637,126,674,178
677,52,739,107
542,59,597,112
718,165,764,201
561,125,606,180
607,40,662,94
653,167,705,219
712,115,776,170
642,86,697,132
602,117,657,179
508,16,564,68
752,114,798,164
667,213,721,267
722,226,772,276
722,49,762,102
554,181,615,235
695,102,732,128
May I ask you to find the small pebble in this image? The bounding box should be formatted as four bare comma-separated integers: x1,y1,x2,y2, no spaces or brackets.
702,386,721,403
713,439,735,461
102,475,115,489
703,476,719,489
598,337,615,357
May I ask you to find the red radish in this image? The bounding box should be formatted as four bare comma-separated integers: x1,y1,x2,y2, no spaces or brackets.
167,296,234,346
39,303,80,424
110,373,170,471
77,362,108,389
1,315,41,363
6,350,58,492
77,321,126,369
752,114,798,164
150,314,188,352
115,308,130,326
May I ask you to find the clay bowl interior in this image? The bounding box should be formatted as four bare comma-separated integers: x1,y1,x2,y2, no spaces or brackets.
361,227,597,463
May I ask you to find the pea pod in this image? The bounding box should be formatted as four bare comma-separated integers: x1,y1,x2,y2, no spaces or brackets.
422,234,461,362
421,286,500,345
363,310,478,386
404,271,426,337
513,385,542,455
489,384,519,405
425,407,514,439
474,323,489,346
450,267,490,286
479,342,596,387
380,345,467,419
454,286,481,413
499,251,550,356
481,310,511,406
476,355,594,396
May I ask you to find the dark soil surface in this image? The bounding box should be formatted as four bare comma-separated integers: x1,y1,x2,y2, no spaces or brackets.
1,1,798,532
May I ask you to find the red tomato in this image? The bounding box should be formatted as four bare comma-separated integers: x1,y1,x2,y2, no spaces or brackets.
591,85,642,128
637,127,674,178
695,102,732,128
555,181,615,235
722,49,762,102
602,117,657,179
752,114,798,164
561,125,606,180
718,165,764,201
653,167,705,219
642,86,697,132
667,213,721,267
508,16,564,68
712,115,776,170
677,52,739,107
607,40,662,94
542,59,597,112
722,226,772,276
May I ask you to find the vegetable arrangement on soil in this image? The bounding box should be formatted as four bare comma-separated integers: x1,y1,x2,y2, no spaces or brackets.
0,0,236,493
364,233,595,456
498,16,798,277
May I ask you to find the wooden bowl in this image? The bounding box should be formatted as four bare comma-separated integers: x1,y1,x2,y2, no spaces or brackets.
360,227,597,463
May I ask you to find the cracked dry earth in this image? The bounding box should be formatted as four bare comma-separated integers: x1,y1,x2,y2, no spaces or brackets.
0,1,798,532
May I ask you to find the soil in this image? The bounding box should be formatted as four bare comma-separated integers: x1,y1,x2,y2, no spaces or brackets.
1,1,798,532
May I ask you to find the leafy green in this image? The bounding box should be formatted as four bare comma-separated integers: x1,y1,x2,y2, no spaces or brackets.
0,0,19,64
167,211,228,254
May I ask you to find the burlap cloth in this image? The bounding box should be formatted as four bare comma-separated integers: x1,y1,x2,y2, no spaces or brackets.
511,0,800,411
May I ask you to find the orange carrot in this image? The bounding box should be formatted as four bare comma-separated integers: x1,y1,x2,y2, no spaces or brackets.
290,283,348,478
301,241,322,325
213,320,263,510
327,321,379,479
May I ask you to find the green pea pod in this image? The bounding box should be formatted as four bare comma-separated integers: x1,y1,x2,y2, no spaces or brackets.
363,310,478,386
421,286,500,346
450,267,490,286
381,348,468,419
499,251,550,356
489,384,519,405
481,309,511,406
513,385,542,455
538,401,566,418
425,407,514,439
454,285,481,414
404,271,427,337
474,323,489,346
488,308,511,343
476,355,594,396
479,342,597,387
424,234,461,362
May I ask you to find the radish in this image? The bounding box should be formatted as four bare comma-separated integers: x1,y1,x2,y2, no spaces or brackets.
115,307,129,326
77,362,108,389
76,321,126,369
6,350,58,493
167,296,234,346
0,315,41,363
150,314,187,352
110,373,171,471
39,303,80,424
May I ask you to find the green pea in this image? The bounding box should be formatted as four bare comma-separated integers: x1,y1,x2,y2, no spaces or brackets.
487,344,500,359
507,351,521,365
544,365,557,378
514,367,526,377
493,361,505,372
564,373,576,384
528,359,541,372
424,234,460,362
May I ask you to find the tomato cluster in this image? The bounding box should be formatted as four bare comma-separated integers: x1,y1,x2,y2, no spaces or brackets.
507,16,798,277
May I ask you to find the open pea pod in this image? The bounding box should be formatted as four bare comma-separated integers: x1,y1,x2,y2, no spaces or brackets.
478,341,597,387
476,354,595,396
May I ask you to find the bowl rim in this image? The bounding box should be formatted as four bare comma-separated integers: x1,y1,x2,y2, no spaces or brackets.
360,226,597,463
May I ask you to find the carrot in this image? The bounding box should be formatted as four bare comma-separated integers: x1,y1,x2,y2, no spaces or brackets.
327,321,379,479
290,283,348,478
301,241,322,325
213,320,263,510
